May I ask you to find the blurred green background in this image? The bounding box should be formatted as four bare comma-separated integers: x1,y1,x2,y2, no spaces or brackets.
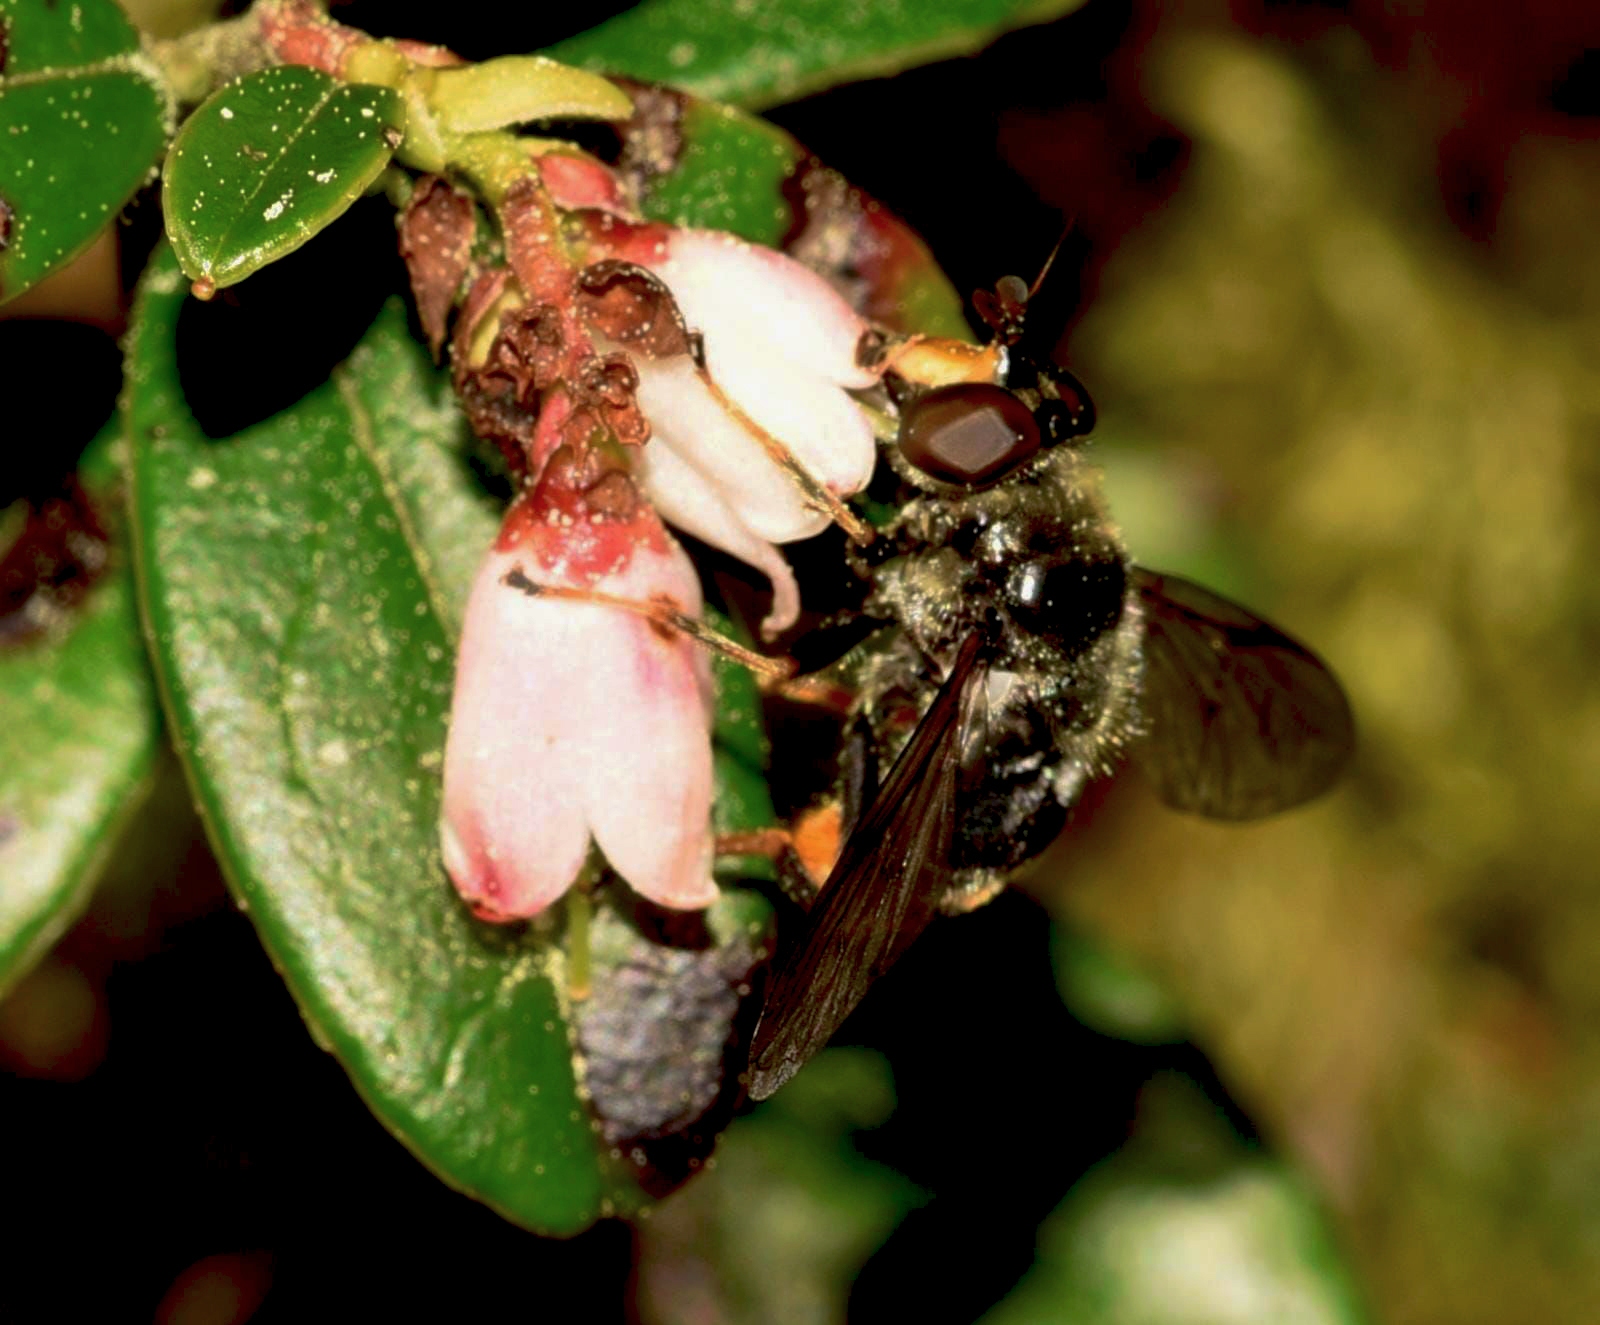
6,0,1600,1320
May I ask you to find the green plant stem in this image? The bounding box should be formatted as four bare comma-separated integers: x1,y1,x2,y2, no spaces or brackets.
566,882,594,1002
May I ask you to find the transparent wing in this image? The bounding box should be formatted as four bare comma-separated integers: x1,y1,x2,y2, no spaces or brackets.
1132,568,1354,820
747,634,983,1100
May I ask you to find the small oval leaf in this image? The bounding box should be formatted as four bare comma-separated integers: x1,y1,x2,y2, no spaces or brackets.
548,0,1090,111
0,0,169,305
429,55,633,133
162,67,405,294
0,423,162,995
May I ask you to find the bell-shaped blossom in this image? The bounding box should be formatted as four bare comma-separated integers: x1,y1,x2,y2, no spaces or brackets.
634,229,878,548
576,220,880,632
629,435,802,633
440,486,717,921
438,174,882,636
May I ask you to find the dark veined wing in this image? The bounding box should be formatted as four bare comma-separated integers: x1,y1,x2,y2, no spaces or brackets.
1132,568,1354,820
747,634,984,1101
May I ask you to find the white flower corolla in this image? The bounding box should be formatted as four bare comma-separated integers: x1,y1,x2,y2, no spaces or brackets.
630,435,802,634
440,490,717,920
623,230,880,633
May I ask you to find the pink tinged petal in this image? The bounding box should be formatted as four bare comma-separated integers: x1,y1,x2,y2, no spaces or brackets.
572,536,719,910
698,332,877,502
442,501,720,919
632,354,834,545
442,542,593,921
643,230,878,515
657,230,877,390
632,437,802,636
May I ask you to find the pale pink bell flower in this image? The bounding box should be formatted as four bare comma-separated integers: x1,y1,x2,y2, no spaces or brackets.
584,222,882,633
440,476,717,921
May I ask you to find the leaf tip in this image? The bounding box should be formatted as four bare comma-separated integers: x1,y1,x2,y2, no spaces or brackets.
190,275,216,301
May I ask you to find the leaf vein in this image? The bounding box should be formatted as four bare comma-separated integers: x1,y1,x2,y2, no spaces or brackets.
334,368,460,647
210,77,341,267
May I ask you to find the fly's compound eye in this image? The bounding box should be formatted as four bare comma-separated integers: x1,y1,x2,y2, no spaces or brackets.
1036,369,1096,444
897,383,1041,487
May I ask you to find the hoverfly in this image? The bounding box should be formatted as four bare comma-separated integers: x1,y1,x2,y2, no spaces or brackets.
746,272,1354,1100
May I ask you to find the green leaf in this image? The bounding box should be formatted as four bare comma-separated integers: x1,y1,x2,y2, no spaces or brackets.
162,66,404,295
0,0,143,71
126,248,612,1234
123,243,785,1227
0,0,170,305
0,422,162,996
707,604,779,881
636,96,796,247
707,610,771,779
547,0,1088,111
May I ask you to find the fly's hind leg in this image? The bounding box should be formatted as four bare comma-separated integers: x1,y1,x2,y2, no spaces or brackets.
716,805,841,911
715,713,867,910
501,565,794,681
718,711,875,908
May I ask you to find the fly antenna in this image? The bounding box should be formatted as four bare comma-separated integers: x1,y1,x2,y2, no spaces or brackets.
1028,217,1075,301
975,219,1076,347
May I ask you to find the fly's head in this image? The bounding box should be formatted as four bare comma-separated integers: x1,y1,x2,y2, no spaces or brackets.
866,273,1140,757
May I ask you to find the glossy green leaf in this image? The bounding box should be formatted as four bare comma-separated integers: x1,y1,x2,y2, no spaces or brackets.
0,423,162,996
0,0,142,71
0,0,170,305
707,609,771,780
708,602,779,882
126,248,610,1234
636,98,796,246
547,0,1088,110
162,66,404,295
